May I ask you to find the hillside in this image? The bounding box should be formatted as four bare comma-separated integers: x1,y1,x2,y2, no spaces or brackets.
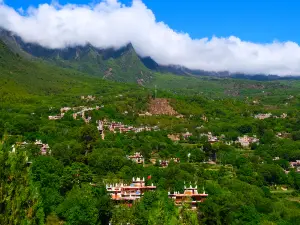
0,40,103,104
1,38,300,225
148,72,300,103
0,29,152,84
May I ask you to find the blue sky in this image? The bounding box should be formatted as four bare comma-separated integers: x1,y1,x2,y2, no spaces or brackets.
4,0,299,43
1,0,300,75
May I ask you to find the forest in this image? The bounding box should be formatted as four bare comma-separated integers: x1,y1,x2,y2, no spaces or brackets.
0,39,300,225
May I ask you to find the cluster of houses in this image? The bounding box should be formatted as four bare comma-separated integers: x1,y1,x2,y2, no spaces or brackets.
105,177,208,209
102,120,159,134
149,158,181,167
49,105,103,123
236,135,259,148
168,131,259,149
81,95,96,102
199,132,220,144
138,111,184,119
254,113,273,120
138,112,153,117
167,132,193,142
158,158,180,168
289,160,300,173
126,152,145,164
73,106,102,123
276,132,291,139
126,152,181,168
48,113,65,120
273,158,300,174
11,140,51,156
254,113,287,120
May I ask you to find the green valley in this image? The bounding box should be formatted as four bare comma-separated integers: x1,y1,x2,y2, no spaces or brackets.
0,37,300,225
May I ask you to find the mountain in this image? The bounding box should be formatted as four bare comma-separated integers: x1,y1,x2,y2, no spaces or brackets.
0,29,153,84
140,55,300,81
0,38,91,101
2,28,300,83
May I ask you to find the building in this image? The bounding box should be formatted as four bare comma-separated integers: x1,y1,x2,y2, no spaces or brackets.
168,134,181,142
168,184,208,209
138,112,153,117
254,113,272,120
202,115,208,122
60,107,72,113
281,113,288,119
237,135,259,148
276,132,291,139
12,140,50,155
182,132,193,140
176,114,184,119
200,132,219,144
159,158,180,168
48,114,64,120
41,144,50,155
127,152,145,164
290,160,300,173
11,141,28,153
106,177,156,205
159,160,169,168
81,95,96,101
97,120,105,140
35,140,51,155
171,158,180,163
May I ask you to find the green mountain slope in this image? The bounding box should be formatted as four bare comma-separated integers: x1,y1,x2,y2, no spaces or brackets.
0,30,152,84
0,40,150,107
0,40,91,100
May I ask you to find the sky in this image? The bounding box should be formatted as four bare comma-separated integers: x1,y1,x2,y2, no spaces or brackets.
1,0,300,75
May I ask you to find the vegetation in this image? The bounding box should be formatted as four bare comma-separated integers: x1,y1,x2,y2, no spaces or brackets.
0,39,300,224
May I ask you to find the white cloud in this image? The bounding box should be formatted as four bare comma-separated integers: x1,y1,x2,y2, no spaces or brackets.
0,0,300,75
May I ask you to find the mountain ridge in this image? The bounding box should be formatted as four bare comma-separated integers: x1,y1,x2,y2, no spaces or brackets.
1,28,300,82
0,28,153,84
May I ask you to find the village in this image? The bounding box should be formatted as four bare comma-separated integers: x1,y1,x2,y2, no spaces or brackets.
254,113,288,120
9,95,299,213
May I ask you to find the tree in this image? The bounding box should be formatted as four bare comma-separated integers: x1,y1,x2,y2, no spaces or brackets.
258,164,287,185
292,131,300,141
238,124,253,134
57,185,99,225
79,125,99,153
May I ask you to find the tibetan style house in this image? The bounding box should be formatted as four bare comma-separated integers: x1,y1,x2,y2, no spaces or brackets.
168,184,208,210
106,177,156,206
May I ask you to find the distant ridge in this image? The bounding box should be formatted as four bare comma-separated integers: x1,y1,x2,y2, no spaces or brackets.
1,27,300,82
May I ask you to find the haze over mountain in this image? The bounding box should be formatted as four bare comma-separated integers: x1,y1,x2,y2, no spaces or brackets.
1,0,300,76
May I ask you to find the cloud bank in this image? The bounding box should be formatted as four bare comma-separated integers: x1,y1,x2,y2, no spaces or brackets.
0,0,300,75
